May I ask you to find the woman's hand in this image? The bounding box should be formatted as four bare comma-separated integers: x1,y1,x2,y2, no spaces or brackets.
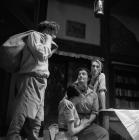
80,118,90,128
67,118,90,136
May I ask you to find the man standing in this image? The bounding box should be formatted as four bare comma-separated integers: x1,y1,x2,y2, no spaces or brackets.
6,21,60,140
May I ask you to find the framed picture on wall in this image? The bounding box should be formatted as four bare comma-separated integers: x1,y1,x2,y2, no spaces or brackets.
66,20,86,39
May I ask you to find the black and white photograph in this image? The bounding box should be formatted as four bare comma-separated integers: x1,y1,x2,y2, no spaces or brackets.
0,0,139,140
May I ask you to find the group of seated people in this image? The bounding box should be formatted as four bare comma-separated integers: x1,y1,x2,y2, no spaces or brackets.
53,58,109,140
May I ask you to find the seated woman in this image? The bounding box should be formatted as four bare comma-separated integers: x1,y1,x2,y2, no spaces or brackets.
56,67,109,140
55,84,89,140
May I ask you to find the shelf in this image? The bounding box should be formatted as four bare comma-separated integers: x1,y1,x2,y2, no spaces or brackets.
115,96,139,101
112,64,139,109
115,83,139,90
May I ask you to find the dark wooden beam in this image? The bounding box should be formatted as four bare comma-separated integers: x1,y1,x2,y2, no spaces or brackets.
56,38,103,57
100,0,111,108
